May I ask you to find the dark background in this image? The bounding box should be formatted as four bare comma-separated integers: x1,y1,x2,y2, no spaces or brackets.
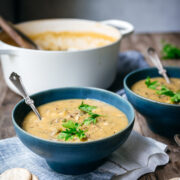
0,0,180,33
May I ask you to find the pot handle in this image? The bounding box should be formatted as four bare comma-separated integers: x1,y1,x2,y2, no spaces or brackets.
100,19,134,37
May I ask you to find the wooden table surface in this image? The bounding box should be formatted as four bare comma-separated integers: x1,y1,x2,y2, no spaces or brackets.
0,33,180,179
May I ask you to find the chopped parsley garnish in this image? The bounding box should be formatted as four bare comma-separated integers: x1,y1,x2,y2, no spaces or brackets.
78,101,101,125
78,101,97,113
83,113,100,125
62,120,79,128
161,41,180,59
171,92,180,103
145,77,180,103
145,76,160,90
58,102,102,141
156,85,174,97
58,120,86,141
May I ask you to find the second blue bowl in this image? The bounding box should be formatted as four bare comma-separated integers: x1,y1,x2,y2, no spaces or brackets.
124,67,180,137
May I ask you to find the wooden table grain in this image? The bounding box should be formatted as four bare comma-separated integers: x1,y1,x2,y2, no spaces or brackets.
0,33,180,179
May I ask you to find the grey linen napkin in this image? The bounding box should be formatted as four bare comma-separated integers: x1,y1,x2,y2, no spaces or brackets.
109,50,149,92
0,131,169,180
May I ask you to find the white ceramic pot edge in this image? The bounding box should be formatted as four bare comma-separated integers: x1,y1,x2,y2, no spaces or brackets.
0,19,134,95
0,19,134,54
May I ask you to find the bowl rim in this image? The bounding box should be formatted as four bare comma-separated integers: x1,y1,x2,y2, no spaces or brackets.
12,86,135,145
124,66,180,107
0,18,122,54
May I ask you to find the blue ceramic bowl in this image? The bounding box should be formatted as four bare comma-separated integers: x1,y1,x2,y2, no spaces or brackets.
124,67,180,137
12,87,134,175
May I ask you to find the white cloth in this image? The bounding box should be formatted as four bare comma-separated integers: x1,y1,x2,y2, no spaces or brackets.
99,131,169,180
0,131,169,180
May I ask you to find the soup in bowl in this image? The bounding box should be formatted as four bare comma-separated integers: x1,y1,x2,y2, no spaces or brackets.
124,67,180,137
12,87,134,174
23,99,128,142
132,77,180,105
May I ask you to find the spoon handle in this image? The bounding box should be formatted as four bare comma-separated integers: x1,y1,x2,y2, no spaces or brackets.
9,72,41,120
147,47,171,84
0,16,39,49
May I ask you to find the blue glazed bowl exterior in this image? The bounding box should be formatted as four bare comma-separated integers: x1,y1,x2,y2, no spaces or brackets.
124,67,180,137
12,87,134,175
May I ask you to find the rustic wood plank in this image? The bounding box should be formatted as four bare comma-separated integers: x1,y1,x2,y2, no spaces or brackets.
0,88,20,139
150,33,180,67
0,33,180,179
0,63,8,106
0,62,21,139
121,33,155,65
121,33,180,180
121,33,180,66
137,113,180,180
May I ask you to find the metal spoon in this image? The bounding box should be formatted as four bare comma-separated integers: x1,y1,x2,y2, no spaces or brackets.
147,47,180,146
147,47,170,84
9,72,41,120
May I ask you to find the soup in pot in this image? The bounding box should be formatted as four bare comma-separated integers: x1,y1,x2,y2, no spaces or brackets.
22,99,128,142
132,77,180,104
0,31,117,51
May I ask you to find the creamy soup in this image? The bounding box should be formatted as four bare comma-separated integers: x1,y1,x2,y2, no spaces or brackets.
0,31,117,51
22,99,128,142
132,77,180,104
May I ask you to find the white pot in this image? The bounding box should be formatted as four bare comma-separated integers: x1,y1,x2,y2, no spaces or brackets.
0,19,134,95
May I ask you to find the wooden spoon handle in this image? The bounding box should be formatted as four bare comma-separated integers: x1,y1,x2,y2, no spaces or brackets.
0,16,38,49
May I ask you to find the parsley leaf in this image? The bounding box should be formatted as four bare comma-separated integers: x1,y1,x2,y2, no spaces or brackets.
83,113,100,125
76,129,87,139
58,131,74,141
156,85,175,97
171,92,180,103
62,120,79,129
162,41,180,59
78,101,97,113
145,76,180,104
145,76,160,90
79,101,101,125
57,120,86,141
